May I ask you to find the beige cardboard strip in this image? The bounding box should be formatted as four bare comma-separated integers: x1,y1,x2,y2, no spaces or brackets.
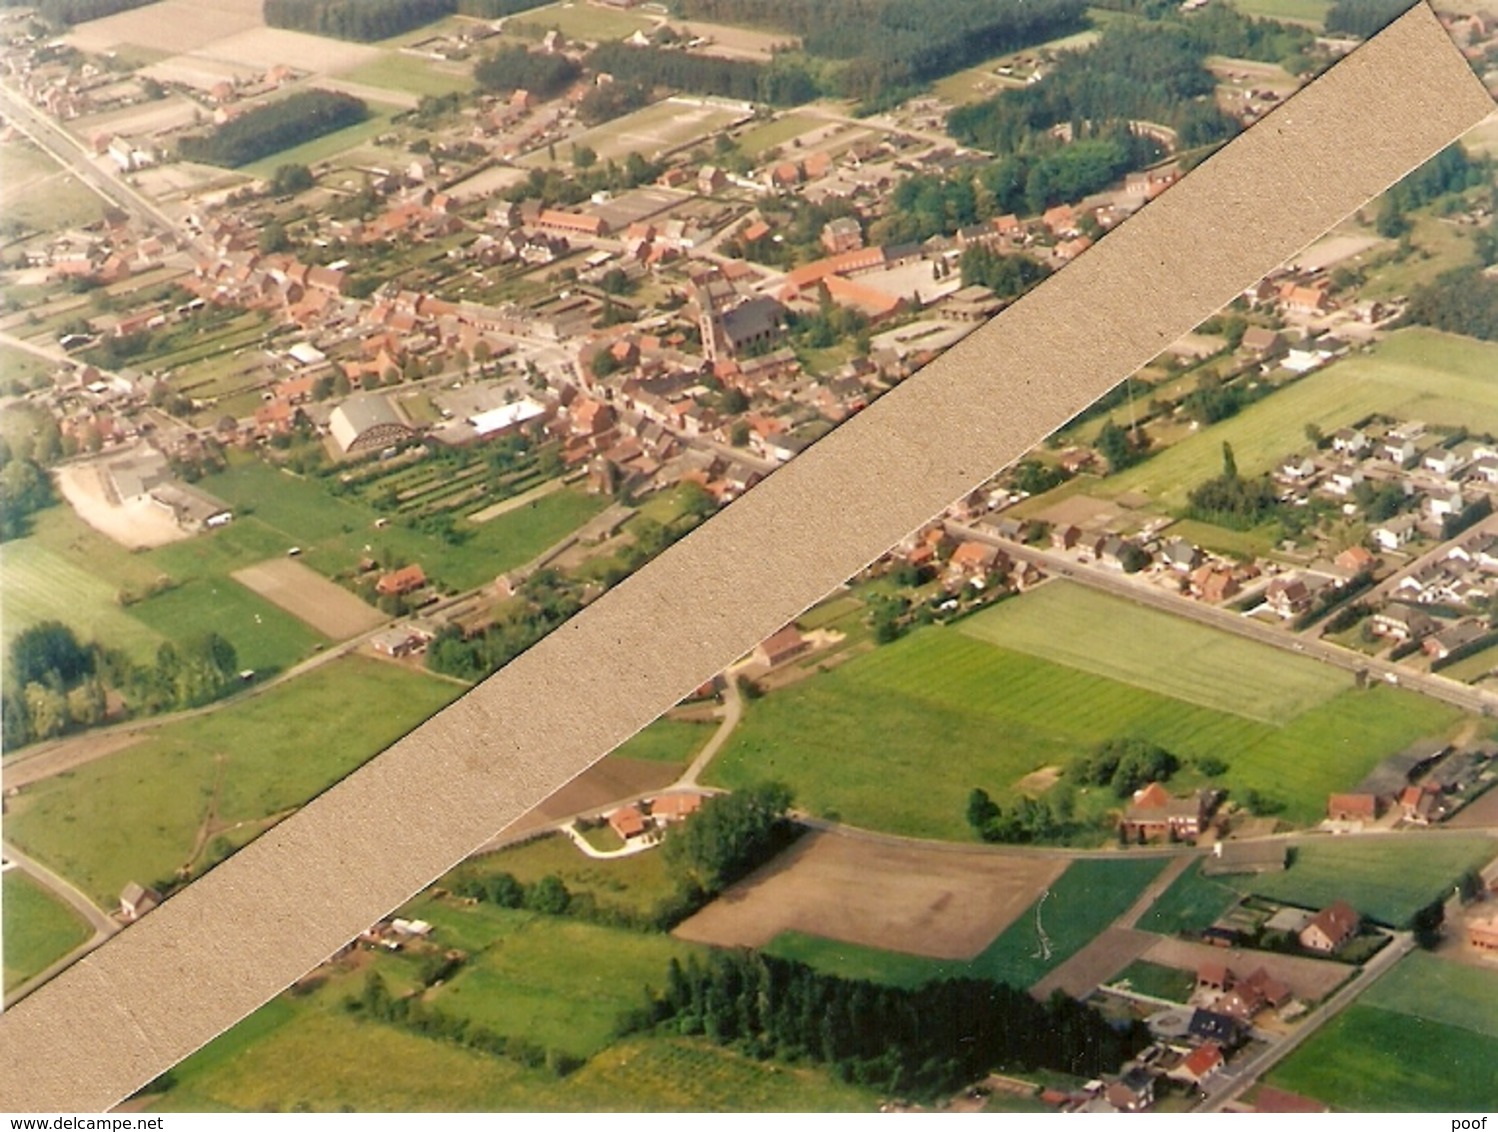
1,4,1492,1112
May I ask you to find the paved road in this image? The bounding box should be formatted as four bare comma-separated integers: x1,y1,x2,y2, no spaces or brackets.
1194,931,1415,1112
676,675,742,788
1,843,119,1009
946,520,1498,718
0,81,179,236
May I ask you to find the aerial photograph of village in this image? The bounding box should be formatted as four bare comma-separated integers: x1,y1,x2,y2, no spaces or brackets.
0,0,1497,1114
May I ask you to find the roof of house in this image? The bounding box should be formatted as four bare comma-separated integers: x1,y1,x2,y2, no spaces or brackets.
757,624,806,661
1180,1042,1223,1078
1303,900,1359,946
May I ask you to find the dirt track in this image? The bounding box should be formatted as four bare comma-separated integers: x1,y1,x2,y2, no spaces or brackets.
673,830,1065,959
232,559,386,640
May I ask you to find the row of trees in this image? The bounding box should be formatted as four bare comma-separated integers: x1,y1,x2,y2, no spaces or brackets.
588,42,817,107
949,22,1239,156
178,90,367,168
641,950,1149,1098
1402,266,1498,343
262,0,550,41
966,786,1074,844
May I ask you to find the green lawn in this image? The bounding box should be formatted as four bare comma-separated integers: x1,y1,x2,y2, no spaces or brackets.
1246,836,1498,928
767,857,1168,990
0,140,107,233
1227,0,1330,26
2,870,92,990
708,622,1463,837
193,458,607,590
125,577,327,675
4,657,460,907
512,1,657,42
335,52,475,98
1101,329,1498,509
961,583,1349,723
449,833,680,919
1268,1004,1498,1110
608,717,714,765
1363,951,1498,1038
429,909,702,1059
525,99,745,165
734,113,823,157
1435,641,1498,683
1111,959,1198,1002
1136,858,1242,935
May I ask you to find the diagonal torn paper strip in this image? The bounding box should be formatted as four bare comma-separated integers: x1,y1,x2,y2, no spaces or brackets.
0,1,1493,1114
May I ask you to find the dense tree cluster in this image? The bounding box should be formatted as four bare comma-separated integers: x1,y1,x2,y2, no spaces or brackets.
1181,370,1266,426
474,45,580,98
640,950,1148,1097
6,0,151,26
959,247,1051,299
1385,144,1490,215
0,432,56,541
949,22,1238,156
1401,267,1498,343
1178,3,1313,66
1,622,240,749
1096,420,1147,474
577,80,650,126
178,90,367,168
671,0,1088,107
1070,737,1181,798
1323,0,1412,38
588,43,816,106
1187,442,1281,530
425,569,583,681
268,163,314,197
262,0,548,41
662,781,796,896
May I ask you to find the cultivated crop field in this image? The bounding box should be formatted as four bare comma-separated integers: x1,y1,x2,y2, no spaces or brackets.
2,870,91,991
674,831,1067,959
3,657,460,907
708,624,1462,836
429,909,703,1060
1269,989,1498,1111
1100,330,1498,509
232,559,386,640
764,857,1168,990
961,583,1350,722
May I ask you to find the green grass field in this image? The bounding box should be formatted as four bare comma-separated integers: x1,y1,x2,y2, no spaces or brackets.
608,717,714,765
336,53,475,98
450,832,679,918
527,99,745,165
1364,951,1498,1038
1269,973,1498,1112
1136,859,1242,935
1101,330,1498,509
1,526,167,663
0,140,107,233
513,1,656,41
0,348,55,392
2,870,92,990
429,909,702,1059
125,577,327,675
193,458,607,591
767,857,1168,990
4,657,460,907
708,621,1462,837
1247,836,1497,928
961,583,1349,723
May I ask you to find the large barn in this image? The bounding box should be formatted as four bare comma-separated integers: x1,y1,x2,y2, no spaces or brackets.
328,393,414,455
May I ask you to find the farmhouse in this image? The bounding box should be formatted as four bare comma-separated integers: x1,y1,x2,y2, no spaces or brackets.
755,624,809,668
376,564,427,597
118,881,161,921
1326,793,1380,822
1169,1042,1224,1088
1467,914,1498,951
1119,782,1208,842
1298,901,1360,954
608,804,649,840
371,625,433,658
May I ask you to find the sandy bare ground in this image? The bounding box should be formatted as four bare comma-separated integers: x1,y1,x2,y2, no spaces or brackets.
1290,233,1387,274
1446,786,1498,829
313,77,419,111
494,757,680,841
3,731,143,792
193,28,382,74
77,96,201,140
675,19,796,61
66,0,264,55
673,830,1067,959
1142,936,1352,1003
231,558,386,640
1033,926,1157,999
55,463,188,550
